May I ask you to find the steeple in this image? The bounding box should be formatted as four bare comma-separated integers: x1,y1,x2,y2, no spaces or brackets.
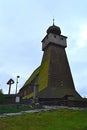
40,24,81,100
19,23,82,101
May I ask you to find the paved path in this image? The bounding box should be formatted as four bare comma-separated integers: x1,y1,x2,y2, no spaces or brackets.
0,106,86,118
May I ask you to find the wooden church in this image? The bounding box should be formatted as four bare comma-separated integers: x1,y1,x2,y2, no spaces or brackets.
19,22,82,105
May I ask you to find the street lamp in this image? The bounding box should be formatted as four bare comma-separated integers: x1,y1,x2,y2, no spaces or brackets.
15,76,20,94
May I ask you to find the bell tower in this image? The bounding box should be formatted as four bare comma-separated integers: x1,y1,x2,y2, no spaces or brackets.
38,23,81,100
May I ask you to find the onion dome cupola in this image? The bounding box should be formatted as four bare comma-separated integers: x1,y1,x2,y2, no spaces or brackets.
47,24,61,35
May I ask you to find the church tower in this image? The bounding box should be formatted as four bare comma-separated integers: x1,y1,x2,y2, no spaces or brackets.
19,23,82,101
38,23,81,100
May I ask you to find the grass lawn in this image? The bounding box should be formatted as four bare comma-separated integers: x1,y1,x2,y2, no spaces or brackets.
0,105,31,114
0,109,87,130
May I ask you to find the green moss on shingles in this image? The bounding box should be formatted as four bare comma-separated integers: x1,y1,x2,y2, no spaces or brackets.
38,55,50,92
23,66,40,87
23,92,34,99
23,54,50,99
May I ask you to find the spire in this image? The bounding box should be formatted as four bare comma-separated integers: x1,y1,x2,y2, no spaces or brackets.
53,18,55,25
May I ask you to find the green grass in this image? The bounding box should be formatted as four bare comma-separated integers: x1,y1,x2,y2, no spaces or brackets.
0,105,31,114
0,109,87,130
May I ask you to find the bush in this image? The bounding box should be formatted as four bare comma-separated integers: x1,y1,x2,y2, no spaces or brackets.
0,89,4,104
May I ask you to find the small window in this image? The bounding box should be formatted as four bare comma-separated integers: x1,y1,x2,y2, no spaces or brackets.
61,37,63,40
54,35,56,38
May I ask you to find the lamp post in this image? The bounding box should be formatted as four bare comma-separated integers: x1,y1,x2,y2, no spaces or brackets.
15,76,20,94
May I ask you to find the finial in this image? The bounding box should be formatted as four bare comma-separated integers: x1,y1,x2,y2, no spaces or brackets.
53,18,55,25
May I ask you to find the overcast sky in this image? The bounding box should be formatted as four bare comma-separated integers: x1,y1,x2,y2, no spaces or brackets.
0,0,87,97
